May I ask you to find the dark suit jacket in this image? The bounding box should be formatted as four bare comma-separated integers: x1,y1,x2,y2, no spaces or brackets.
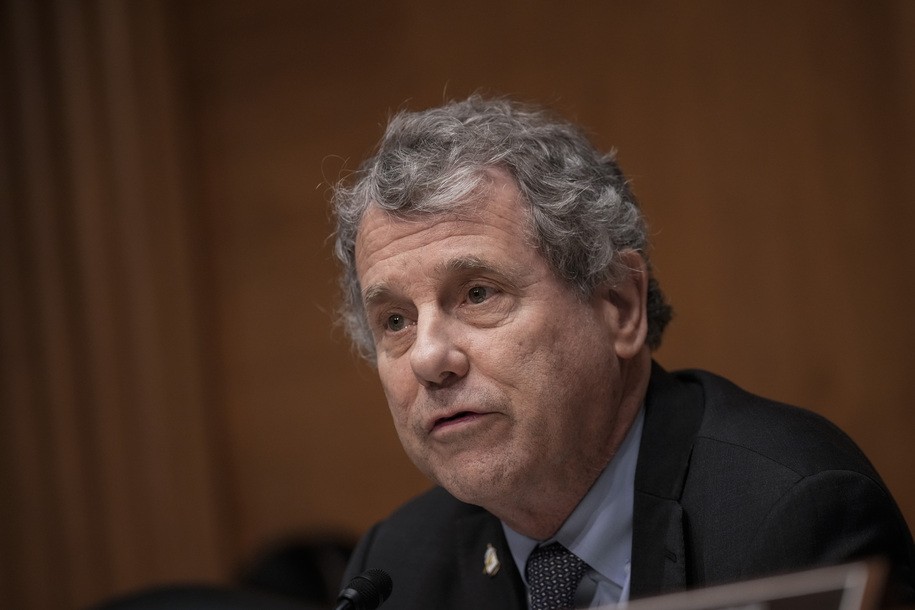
343,364,915,608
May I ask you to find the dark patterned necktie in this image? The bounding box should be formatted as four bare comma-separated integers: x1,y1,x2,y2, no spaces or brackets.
525,543,590,610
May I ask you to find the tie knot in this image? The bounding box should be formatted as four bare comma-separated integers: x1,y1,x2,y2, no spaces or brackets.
525,543,590,610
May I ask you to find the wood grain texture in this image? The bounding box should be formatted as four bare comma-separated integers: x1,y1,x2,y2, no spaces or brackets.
2,1,912,607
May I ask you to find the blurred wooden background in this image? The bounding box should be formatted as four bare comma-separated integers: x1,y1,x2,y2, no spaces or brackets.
2,1,913,608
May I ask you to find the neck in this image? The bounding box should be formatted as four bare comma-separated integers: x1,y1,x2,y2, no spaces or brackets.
495,350,652,540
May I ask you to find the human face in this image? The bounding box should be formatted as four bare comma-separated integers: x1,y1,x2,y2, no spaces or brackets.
355,172,642,534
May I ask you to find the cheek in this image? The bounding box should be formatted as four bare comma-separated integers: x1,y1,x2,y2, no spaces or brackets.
381,383,408,413
503,316,585,379
378,359,419,428
378,361,414,415
522,319,614,406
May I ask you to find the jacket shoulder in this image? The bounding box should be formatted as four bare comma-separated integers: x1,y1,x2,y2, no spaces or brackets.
664,369,913,597
680,368,880,479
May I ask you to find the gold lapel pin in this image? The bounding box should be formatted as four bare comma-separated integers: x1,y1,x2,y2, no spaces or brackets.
483,543,501,576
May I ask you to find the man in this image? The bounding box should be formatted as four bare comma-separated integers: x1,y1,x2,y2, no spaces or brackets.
331,96,915,609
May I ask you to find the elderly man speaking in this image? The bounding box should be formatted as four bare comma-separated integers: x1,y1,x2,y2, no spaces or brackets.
331,96,915,609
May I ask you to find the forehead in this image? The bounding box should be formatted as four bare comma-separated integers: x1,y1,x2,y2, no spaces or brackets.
354,172,535,281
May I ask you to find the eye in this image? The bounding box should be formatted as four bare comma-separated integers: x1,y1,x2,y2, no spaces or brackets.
467,286,490,304
386,313,407,331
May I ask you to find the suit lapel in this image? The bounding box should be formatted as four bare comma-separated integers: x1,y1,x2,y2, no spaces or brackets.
455,509,526,610
630,363,705,599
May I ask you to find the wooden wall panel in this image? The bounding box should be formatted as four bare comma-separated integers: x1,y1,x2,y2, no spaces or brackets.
1,1,227,607
172,0,915,554
2,1,913,607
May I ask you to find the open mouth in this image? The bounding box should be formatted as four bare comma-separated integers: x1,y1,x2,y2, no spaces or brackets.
434,411,478,429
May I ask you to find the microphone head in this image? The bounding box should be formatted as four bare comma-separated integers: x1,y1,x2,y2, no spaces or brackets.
336,569,393,610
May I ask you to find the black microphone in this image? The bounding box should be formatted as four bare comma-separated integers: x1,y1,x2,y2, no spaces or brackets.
334,569,393,610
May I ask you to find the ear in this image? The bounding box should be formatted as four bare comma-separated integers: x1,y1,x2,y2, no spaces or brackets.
596,250,649,359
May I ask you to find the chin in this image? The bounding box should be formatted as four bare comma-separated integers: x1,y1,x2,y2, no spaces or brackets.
436,464,518,507
443,483,502,511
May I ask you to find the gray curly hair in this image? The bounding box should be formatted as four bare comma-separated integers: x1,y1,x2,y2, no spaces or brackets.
333,95,672,363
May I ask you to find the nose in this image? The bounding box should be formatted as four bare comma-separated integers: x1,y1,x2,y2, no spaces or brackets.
410,310,469,388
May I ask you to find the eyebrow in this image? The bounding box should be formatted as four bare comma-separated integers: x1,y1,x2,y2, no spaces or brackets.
436,255,515,277
361,282,397,310
361,255,524,308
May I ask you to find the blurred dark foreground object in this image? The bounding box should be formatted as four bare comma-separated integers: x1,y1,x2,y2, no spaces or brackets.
89,557,897,610
237,533,354,606
89,533,353,609
87,584,319,609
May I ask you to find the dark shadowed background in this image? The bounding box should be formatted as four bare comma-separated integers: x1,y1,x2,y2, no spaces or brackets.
2,1,913,608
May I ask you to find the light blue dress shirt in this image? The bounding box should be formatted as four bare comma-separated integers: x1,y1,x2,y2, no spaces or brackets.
502,407,644,608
